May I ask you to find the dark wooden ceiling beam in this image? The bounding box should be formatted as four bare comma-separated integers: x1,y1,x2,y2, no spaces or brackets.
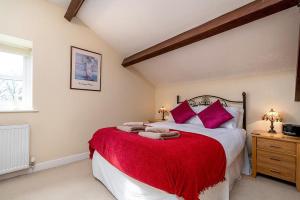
64,0,85,22
122,0,298,67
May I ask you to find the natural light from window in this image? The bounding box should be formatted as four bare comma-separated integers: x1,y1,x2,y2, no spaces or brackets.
0,52,24,108
0,34,33,111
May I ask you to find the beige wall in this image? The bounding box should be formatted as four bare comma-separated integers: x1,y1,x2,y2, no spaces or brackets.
0,0,154,163
155,70,300,149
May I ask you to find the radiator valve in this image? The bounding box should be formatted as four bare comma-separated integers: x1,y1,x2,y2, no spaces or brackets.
30,156,36,167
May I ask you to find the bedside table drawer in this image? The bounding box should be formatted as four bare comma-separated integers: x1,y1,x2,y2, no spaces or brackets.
257,150,296,170
257,162,296,182
257,138,296,155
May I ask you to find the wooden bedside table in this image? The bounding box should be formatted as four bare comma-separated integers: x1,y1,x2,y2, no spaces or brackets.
252,131,300,191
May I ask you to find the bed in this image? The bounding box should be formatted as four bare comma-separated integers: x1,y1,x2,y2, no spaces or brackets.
90,93,251,200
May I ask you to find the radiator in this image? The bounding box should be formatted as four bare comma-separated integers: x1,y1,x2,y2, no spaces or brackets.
0,124,30,175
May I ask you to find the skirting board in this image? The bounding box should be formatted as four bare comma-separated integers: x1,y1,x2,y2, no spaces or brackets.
0,152,89,181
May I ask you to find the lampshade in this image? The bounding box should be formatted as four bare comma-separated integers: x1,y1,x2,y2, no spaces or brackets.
262,108,282,122
158,106,167,113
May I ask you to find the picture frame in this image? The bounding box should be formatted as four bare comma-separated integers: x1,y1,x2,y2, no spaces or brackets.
70,46,102,91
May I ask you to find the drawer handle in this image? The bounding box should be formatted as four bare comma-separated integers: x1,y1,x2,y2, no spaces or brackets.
269,145,281,149
269,157,281,162
270,169,281,174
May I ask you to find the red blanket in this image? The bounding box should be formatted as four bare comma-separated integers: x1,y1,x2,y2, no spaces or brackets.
89,127,226,200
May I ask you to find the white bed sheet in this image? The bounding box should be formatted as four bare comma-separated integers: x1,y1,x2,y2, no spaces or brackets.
92,122,251,200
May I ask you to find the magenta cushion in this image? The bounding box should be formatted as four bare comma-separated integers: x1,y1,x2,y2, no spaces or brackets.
198,100,233,129
170,100,196,124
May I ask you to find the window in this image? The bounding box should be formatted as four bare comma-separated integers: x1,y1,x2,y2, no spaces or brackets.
0,34,33,111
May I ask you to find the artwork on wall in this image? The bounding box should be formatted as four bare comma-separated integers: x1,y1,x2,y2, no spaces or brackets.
70,46,102,91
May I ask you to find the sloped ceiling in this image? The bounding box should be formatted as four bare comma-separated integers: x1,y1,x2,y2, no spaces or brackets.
49,0,70,8
49,0,299,86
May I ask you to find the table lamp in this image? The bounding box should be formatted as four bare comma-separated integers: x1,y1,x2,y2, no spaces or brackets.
262,108,282,133
158,106,168,121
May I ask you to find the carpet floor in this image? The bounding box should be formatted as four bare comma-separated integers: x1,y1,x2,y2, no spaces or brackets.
0,160,299,200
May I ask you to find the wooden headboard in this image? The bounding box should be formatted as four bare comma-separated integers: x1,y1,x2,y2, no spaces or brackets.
176,92,247,129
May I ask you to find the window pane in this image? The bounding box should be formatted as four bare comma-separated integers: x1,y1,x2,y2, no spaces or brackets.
0,78,23,105
0,34,32,110
0,51,23,78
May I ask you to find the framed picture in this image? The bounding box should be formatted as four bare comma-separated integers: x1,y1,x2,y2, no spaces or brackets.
70,46,102,91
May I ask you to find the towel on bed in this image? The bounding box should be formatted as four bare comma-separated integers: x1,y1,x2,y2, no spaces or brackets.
138,131,180,140
145,127,170,133
117,125,145,132
123,122,144,126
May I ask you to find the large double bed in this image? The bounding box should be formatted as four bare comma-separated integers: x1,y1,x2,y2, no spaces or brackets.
90,93,251,200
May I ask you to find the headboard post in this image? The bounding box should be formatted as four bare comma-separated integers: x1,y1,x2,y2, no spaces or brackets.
176,95,180,104
242,92,247,130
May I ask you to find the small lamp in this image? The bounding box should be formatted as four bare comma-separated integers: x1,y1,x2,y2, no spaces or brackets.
158,106,168,121
262,108,282,133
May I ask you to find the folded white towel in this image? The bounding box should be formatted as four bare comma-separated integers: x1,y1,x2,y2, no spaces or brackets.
138,131,180,140
145,127,170,133
117,125,145,132
123,122,144,126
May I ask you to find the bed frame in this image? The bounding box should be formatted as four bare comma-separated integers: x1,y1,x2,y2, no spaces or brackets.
176,92,247,129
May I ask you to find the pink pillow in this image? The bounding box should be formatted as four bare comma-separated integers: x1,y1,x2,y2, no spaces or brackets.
170,100,196,124
198,100,233,129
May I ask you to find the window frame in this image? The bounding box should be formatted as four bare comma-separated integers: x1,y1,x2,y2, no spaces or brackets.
0,47,33,112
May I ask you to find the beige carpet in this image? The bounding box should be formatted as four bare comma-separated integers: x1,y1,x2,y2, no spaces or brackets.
0,160,299,200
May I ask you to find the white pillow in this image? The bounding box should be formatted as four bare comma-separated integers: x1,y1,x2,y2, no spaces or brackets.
220,107,244,129
219,107,239,128
237,109,244,129
167,114,174,122
185,106,206,125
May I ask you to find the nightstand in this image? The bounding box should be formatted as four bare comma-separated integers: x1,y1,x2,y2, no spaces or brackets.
148,119,164,123
252,130,300,191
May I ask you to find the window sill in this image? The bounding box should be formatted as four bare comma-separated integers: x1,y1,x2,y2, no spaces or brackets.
0,109,38,113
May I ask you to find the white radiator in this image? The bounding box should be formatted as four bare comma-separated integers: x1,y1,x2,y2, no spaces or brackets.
0,124,30,175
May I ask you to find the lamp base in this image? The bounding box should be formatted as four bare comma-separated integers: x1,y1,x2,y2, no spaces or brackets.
268,120,277,134
268,129,277,134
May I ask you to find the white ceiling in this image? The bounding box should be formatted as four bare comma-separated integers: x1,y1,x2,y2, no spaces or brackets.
49,0,70,8
50,0,253,56
49,0,299,86
84,0,257,57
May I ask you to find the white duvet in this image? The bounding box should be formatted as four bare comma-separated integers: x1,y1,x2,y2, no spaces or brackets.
147,121,247,167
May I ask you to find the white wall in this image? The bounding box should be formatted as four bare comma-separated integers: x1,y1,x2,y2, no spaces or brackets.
0,0,154,163
155,70,300,150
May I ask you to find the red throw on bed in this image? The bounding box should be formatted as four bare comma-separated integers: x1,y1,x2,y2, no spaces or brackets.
89,127,226,200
